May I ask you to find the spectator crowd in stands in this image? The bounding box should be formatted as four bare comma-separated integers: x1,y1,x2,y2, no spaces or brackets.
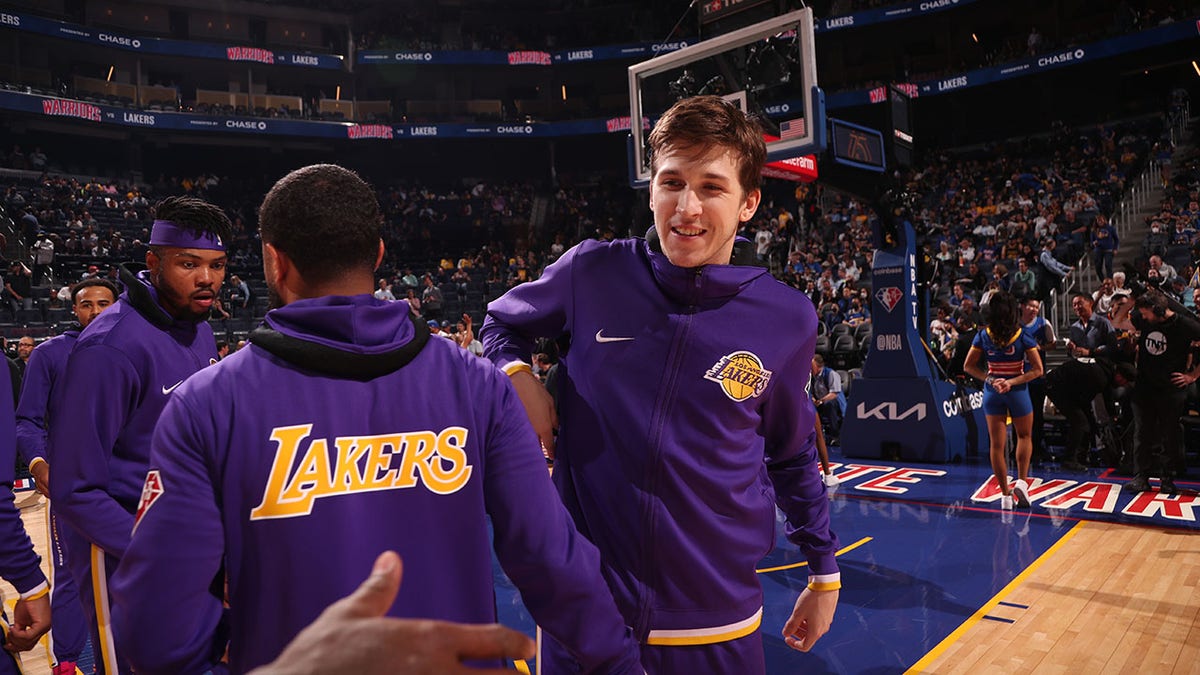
0,105,1188,389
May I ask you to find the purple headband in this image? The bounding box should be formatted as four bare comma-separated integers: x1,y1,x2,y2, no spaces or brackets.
149,220,225,251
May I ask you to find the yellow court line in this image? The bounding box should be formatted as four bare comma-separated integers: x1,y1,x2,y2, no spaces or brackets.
514,658,531,674
755,536,872,574
904,520,1086,674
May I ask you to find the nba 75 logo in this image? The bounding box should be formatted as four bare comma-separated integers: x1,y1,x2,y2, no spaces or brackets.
876,287,903,312
133,470,164,533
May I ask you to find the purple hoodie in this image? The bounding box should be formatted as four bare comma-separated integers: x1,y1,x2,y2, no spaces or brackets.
16,326,80,467
482,233,839,643
50,270,217,561
111,294,641,675
0,357,47,598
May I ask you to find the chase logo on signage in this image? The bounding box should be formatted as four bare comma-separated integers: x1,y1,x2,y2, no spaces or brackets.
1038,48,1085,68
875,286,903,312
99,33,141,48
651,41,689,53
226,119,267,130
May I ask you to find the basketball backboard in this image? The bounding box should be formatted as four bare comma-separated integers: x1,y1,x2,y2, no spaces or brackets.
627,8,824,187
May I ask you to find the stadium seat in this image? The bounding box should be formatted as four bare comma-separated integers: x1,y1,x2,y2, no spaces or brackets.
848,368,862,394
815,334,830,358
829,334,857,369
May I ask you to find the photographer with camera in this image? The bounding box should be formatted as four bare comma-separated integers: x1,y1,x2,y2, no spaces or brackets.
1045,358,1136,471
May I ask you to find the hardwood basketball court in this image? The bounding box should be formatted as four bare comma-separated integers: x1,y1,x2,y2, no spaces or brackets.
6,463,1197,673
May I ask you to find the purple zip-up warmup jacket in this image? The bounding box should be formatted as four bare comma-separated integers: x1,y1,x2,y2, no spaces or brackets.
16,327,79,468
481,233,839,644
50,271,217,561
111,294,641,675
0,358,48,600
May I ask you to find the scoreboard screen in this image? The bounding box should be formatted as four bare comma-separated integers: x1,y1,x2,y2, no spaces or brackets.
700,0,773,24
830,118,886,173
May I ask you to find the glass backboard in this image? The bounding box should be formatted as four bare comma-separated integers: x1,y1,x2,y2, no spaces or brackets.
627,8,824,187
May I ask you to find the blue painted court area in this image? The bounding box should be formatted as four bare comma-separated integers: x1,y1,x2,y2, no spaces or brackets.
493,456,1198,673
757,495,1070,673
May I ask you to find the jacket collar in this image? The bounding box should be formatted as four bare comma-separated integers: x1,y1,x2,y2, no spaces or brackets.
642,227,769,306
118,263,197,331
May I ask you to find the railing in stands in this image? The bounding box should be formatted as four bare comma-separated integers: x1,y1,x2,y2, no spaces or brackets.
1052,104,1191,333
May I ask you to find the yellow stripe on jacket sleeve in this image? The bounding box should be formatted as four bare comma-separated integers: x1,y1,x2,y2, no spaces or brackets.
502,361,533,377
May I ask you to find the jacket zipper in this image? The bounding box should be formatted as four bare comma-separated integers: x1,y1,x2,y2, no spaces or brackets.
634,269,701,637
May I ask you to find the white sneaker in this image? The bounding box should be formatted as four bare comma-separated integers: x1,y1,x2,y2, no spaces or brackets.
999,494,1014,510
823,471,841,488
1012,479,1031,508
1015,511,1031,537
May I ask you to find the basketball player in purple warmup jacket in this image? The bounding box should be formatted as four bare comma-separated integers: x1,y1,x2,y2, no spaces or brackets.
50,196,230,675
481,95,839,673
111,164,642,675
0,359,51,672
16,278,118,675
16,275,117,672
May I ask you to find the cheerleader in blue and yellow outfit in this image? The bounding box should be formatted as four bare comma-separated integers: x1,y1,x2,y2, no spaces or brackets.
964,291,1044,510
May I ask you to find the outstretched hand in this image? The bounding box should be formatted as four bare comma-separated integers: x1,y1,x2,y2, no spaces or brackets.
252,551,536,675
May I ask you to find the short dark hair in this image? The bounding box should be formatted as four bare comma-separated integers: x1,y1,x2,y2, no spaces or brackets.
1134,288,1170,317
258,164,381,285
71,277,119,304
647,95,767,195
151,195,233,251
